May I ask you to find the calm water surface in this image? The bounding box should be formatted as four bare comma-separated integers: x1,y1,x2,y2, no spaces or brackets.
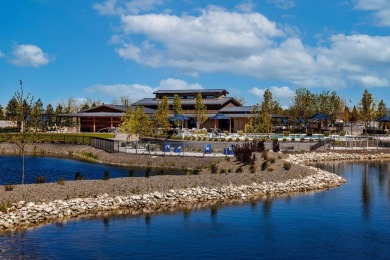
1,161,390,259
0,156,182,184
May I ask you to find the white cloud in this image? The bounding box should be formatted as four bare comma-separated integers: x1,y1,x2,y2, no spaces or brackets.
102,5,390,90
235,0,256,13
94,0,164,16
248,86,295,102
84,78,203,101
267,0,295,9
354,0,390,26
0,51,4,58
10,44,51,67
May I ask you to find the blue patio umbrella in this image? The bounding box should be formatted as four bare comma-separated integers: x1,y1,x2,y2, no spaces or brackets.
295,118,305,123
169,114,189,130
169,114,190,121
210,113,230,120
210,113,230,131
309,113,329,120
377,116,390,122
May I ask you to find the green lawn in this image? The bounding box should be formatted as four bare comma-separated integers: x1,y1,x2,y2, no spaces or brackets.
0,133,115,145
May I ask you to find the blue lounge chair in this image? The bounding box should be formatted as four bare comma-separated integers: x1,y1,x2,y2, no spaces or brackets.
223,144,234,155
163,142,171,152
204,144,212,154
174,146,182,153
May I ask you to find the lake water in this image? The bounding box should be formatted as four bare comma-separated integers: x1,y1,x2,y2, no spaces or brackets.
0,156,183,185
0,160,390,259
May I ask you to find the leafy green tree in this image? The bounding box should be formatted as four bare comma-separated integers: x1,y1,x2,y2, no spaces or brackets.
358,89,376,129
120,106,152,136
153,96,170,134
194,93,208,129
46,103,54,114
247,89,274,134
172,94,183,128
260,89,274,134
342,106,351,124
173,94,183,116
0,104,5,120
55,103,63,114
289,88,316,121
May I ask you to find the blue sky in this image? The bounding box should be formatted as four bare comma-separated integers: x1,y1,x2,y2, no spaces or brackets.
1,0,390,109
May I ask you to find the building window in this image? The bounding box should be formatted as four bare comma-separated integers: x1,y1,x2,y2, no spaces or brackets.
206,95,215,99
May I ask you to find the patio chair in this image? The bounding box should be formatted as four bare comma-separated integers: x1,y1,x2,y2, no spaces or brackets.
174,146,182,153
204,144,212,154
163,142,172,152
223,144,234,155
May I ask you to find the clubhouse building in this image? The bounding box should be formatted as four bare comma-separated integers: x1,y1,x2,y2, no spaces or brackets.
60,89,287,133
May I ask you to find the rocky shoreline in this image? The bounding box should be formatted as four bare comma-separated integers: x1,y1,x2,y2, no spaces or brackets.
0,169,345,231
287,151,390,164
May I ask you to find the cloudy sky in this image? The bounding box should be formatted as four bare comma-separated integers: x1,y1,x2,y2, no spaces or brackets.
1,0,390,108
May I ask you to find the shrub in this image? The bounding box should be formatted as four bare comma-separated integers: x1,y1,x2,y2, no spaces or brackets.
236,137,240,142
235,167,243,173
273,139,280,152
210,163,218,174
278,155,282,159
75,171,84,180
192,168,201,175
103,171,111,180
283,162,292,170
197,137,202,141
227,169,232,173
267,167,274,172
145,162,152,178
220,168,227,174
249,165,257,173
237,130,244,136
291,138,295,142
269,157,276,163
228,137,232,142
202,137,207,141
128,169,135,177
56,178,65,185
225,156,230,162
300,138,305,142
35,176,46,184
261,161,268,171
234,140,265,165
283,138,287,142
262,150,268,161
4,184,14,191
244,137,249,142
157,169,165,175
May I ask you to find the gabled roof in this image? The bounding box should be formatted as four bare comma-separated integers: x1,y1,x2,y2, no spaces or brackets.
153,89,229,95
133,97,241,106
79,104,128,113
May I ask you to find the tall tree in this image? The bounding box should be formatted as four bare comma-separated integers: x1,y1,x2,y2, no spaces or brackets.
153,96,170,133
5,96,18,120
8,80,38,185
119,106,152,136
289,88,316,121
55,103,63,114
260,89,274,134
0,104,5,120
194,93,208,129
172,94,183,128
30,99,44,131
358,89,376,129
377,99,387,118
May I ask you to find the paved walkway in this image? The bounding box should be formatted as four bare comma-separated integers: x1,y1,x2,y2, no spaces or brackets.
120,147,232,157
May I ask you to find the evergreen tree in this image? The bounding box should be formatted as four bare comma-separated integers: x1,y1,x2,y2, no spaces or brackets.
55,104,63,114
0,104,5,120
5,96,18,120
46,104,54,114
194,93,207,129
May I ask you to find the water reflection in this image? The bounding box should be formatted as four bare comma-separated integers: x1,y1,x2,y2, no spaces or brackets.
1,161,390,258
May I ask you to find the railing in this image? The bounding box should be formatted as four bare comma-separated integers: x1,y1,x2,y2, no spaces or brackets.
90,137,120,153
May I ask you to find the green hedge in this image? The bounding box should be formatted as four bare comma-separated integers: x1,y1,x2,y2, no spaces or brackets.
0,127,20,133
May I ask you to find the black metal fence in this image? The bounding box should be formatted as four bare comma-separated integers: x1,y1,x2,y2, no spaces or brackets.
90,137,120,153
